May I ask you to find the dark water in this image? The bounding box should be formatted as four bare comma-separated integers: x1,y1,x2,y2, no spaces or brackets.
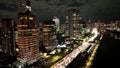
66,31,120,68
91,32,120,68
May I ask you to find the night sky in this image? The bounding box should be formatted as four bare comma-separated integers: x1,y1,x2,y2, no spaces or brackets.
0,0,120,23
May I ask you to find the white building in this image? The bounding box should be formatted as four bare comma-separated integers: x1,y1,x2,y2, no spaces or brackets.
53,16,60,33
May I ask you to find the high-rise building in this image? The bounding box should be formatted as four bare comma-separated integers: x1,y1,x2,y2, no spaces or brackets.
16,0,40,64
39,23,44,45
43,20,56,52
65,9,81,39
0,23,2,52
115,21,120,31
53,16,60,33
0,18,16,55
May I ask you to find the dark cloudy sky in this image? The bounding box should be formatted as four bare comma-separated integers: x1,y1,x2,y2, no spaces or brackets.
0,0,120,23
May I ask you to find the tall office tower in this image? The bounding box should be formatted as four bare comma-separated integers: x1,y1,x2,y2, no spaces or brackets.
0,18,16,55
39,23,43,45
16,0,40,64
43,20,56,52
115,21,120,31
65,9,81,39
53,16,60,33
0,23,2,52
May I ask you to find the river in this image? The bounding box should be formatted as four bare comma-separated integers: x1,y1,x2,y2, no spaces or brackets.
66,31,120,68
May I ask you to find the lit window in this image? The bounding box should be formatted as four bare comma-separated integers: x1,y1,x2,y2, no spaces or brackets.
73,13,77,16
25,16,27,19
20,17,23,19
29,17,33,20
73,18,76,20
66,16,69,19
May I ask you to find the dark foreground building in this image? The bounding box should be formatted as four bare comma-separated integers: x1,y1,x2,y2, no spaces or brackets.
0,18,17,67
0,18,16,55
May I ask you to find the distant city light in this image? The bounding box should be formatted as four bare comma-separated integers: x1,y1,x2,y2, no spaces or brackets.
57,44,66,48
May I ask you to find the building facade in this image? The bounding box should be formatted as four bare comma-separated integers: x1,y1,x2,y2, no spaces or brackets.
43,20,56,52
16,0,40,64
0,18,16,55
53,16,60,33
65,9,81,39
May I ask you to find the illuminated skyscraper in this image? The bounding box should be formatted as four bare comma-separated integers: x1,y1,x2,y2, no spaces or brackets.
43,20,56,52
53,16,60,33
0,18,16,55
16,0,40,64
65,9,81,39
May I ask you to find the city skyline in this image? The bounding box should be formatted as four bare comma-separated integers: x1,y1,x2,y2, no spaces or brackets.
0,0,120,68
0,0,120,22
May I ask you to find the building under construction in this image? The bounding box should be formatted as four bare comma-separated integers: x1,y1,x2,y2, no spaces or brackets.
16,0,40,64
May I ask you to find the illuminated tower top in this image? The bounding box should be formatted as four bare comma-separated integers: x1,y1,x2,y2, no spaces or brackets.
18,0,32,14
25,0,32,11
